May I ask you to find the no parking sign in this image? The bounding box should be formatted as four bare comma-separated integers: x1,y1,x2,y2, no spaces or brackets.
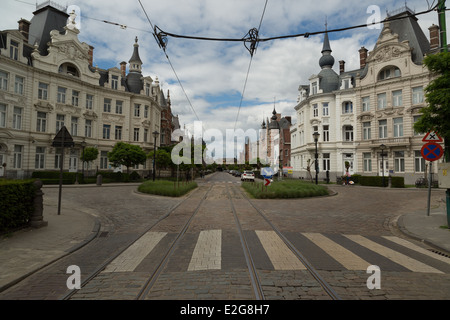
421,142,444,162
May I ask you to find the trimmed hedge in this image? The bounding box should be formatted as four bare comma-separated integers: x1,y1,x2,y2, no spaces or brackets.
31,170,142,184
357,175,405,188
32,171,77,185
0,180,36,233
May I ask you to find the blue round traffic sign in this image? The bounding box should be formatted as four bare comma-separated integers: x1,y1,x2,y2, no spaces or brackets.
421,143,444,161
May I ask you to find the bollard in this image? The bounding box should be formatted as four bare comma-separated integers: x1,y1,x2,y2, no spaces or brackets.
96,174,102,186
30,179,48,228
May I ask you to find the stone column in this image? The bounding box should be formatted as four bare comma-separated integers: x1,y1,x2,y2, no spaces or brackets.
30,179,48,228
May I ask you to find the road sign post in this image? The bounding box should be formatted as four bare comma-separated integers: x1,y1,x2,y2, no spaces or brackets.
421,132,444,216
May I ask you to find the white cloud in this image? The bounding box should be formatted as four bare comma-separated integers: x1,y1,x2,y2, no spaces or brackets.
2,0,448,145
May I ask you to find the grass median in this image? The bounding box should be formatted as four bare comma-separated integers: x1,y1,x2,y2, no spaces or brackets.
241,179,329,199
138,179,197,197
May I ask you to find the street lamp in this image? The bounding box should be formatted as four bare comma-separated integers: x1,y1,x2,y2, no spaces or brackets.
81,140,86,183
152,130,159,181
380,144,386,187
313,131,320,185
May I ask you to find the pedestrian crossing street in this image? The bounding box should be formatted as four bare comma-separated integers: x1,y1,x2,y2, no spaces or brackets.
102,229,450,274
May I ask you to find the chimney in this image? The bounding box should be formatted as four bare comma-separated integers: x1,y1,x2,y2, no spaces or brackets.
120,61,127,77
339,60,345,74
429,24,440,51
88,45,94,66
18,19,30,43
359,46,368,69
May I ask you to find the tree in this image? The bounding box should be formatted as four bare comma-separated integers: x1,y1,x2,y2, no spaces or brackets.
147,149,172,177
414,51,450,161
80,147,98,164
107,142,147,174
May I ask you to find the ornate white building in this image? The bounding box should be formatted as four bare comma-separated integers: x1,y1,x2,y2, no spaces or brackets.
290,8,443,184
0,3,166,178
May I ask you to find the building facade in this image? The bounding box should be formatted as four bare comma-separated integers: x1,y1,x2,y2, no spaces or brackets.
291,8,444,185
0,4,168,179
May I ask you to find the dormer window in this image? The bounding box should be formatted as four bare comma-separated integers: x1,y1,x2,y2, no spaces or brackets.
58,63,80,77
10,40,19,60
378,66,401,81
111,75,119,90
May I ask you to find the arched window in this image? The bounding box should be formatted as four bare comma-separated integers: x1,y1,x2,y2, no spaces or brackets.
378,66,401,81
58,63,80,77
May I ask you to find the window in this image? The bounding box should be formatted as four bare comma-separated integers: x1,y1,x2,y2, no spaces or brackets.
322,103,329,116
0,71,8,90
116,101,123,114
378,66,401,80
38,82,48,100
144,128,148,142
104,98,111,113
56,114,65,133
412,87,424,104
144,105,149,118
363,153,372,172
311,81,318,95
363,122,371,140
323,125,329,142
393,118,403,137
71,117,78,136
322,153,330,171
57,87,66,103
35,147,45,169
392,90,402,107
36,112,47,132
313,104,318,117
342,101,353,114
86,94,93,109
394,151,405,172
72,90,79,106
344,126,353,142
13,145,23,169
54,148,62,169
0,104,6,127
10,40,19,60
103,124,111,139
343,79,350,89
134,104,141,117
134,128,140,141
111,75,119,90
377,93,386,109
13,107,22,130
413,115,423,136
362,96,370,112
85,119,92,138
145,83,151,96
415,150,425,172
115,126,122,140
14,76,24,94
378,120,388,138
100,151,108,169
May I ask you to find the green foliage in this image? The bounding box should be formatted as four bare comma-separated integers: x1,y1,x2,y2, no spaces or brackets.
241,179,329,199
390,176,405,188
0,180,36,232
80,147,99,163
359,176,385,187
31,171,77,184
108,142,147,173
138,179,197,197
414,51,450,160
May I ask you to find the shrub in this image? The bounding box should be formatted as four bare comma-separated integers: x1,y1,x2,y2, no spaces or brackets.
0,180,36,232
241,180,329,199
390,176,405,188
32,171,77,184
138,180,197,197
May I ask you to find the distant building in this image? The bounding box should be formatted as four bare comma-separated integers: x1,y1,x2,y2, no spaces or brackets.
290,7,444,184
0,3,173,178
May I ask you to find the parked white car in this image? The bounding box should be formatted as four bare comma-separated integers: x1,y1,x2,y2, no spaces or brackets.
241,171,255,181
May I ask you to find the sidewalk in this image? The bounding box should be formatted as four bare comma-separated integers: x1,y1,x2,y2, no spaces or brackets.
0,183,449,294
0,185,100,292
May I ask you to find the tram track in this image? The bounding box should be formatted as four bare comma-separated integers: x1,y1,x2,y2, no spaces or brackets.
62,181,341,300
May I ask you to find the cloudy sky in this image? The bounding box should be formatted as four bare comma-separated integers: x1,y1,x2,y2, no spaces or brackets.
2,0,448,157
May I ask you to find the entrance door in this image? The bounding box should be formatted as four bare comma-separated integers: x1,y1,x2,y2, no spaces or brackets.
379,159,389,176
69,155,78,172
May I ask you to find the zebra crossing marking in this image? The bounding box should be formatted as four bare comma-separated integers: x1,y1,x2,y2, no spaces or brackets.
344,234,444,274
255,230,306,270
188,230,222,271
103,232,167,273
303,233,371,270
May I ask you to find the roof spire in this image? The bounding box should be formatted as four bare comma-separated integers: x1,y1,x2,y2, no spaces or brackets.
319,19,335,69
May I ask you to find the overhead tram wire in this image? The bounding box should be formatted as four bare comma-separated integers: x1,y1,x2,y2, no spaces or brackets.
137,0,201,123
233,0,269,132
